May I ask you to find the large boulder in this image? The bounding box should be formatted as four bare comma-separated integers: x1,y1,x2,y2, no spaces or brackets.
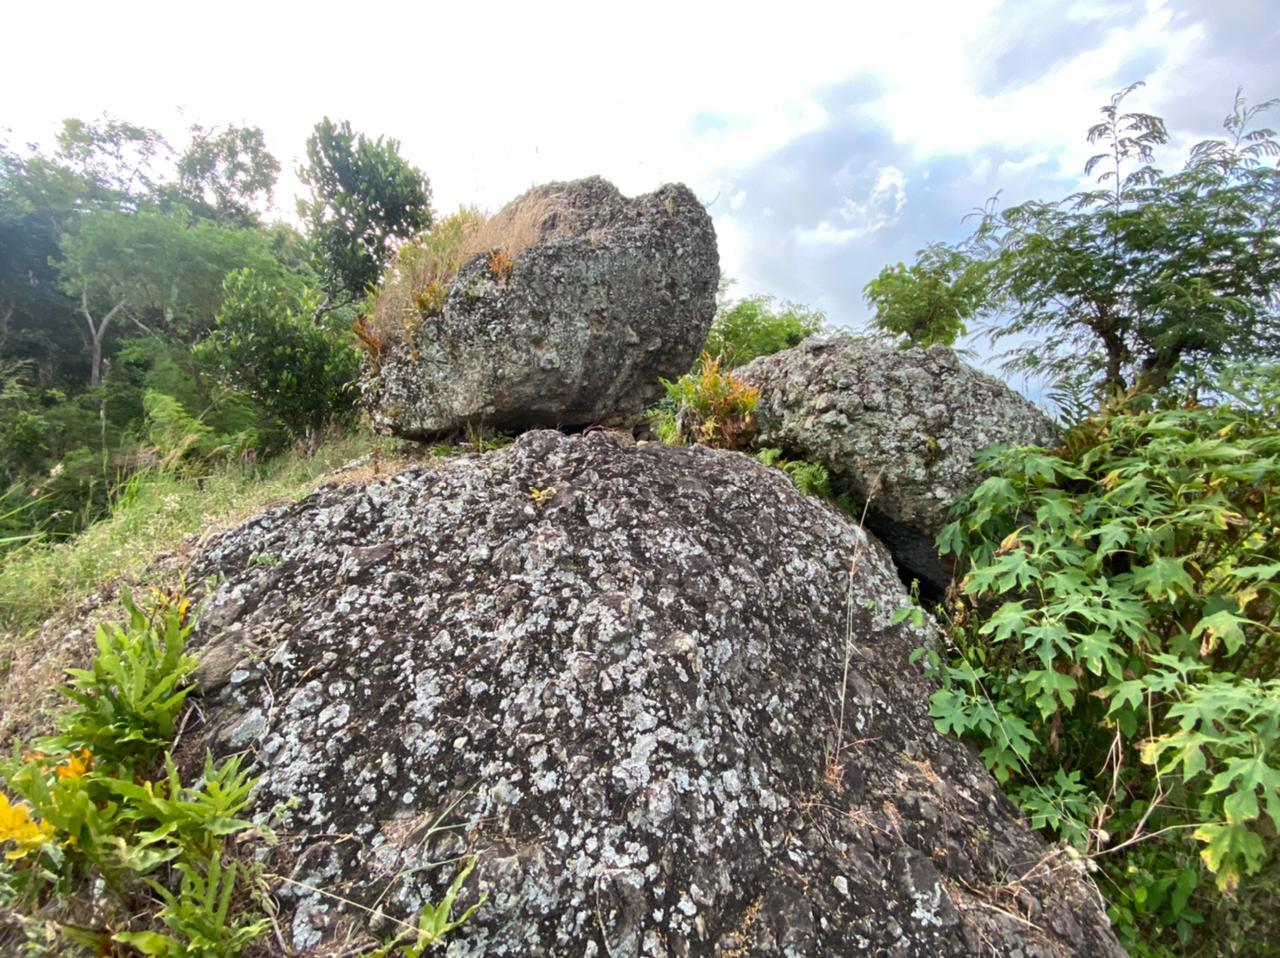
367,177,718,438
738,336,1059,594
186,432,1119,956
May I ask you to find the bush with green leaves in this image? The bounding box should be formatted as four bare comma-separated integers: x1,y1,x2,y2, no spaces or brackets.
926,368,1280,954
654,353,760,449
863,242,988,347
703,293,825,369
197,267,361,442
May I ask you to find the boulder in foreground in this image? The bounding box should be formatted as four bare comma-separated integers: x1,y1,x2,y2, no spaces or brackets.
187,432,1117,956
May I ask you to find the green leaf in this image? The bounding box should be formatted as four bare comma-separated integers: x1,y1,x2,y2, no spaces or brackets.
1190,609,1251,656
1132,556,1196,603
1193,822,1267,893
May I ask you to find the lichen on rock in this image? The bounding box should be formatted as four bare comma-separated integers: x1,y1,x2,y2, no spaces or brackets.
366,176,719,439
186,431,1118,956
738,335,1060,594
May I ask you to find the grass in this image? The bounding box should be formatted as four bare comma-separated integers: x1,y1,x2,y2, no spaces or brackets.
0,431,402,650
369,186,582,345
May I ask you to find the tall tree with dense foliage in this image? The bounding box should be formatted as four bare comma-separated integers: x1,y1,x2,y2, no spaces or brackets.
172,124,281,227
863,242,987,347
298,118,432,317
57,208,276,386
991,85,1280,393
882,85,1280,395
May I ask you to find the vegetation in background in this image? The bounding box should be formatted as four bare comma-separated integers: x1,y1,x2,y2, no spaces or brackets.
298,117,433,318
197,268,361,442
883,84,1280,397
863,242,987,347
0,432,388,647
702,290,825,368
880,85,1280,955
0,113,401,546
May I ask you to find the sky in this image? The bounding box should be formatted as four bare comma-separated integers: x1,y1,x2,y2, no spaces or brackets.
4,0,1278,371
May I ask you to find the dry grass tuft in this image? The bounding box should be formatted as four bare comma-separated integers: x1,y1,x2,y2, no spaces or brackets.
369,189,581,344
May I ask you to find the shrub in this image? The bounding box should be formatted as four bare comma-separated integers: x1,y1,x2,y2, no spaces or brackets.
655,353,760,449
197,268,360,442
703,294,825,368
926,369,1280,953
0,586,271,955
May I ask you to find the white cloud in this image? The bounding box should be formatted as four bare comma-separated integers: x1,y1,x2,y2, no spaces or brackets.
795,164,907,246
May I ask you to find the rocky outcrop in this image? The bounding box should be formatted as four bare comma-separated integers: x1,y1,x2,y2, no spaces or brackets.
738,336,1059,594
367,177,718,438
186,431,1118,956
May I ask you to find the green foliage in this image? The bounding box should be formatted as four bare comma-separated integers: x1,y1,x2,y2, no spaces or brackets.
57,206,279,386
369,856,487,957
50,588,196,774
887,85,1280,398
197,268,361,440
755,447,832,498
299,117,433,315
171,123,281,228
864,242,987,347
0,588,270,956
703,293,824,368
657,353,760,449
929,371,1280,952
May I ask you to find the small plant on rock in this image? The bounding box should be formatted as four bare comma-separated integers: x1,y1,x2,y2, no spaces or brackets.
657,353,760,450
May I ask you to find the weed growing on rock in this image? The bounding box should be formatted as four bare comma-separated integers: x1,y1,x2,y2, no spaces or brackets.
657,353,760,450
755,447,832,498
371,191,578,343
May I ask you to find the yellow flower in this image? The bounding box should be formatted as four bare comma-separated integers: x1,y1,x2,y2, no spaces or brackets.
0,791,56,860
56,748,93,780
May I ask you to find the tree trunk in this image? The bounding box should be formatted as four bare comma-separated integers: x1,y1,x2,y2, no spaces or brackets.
81,292,128,388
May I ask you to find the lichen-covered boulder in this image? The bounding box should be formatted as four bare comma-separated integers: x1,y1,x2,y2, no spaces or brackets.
367,176,718,438
185,431,1117,956
738,336,1059,593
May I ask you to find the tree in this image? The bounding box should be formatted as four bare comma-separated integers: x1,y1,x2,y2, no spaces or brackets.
298,118,432,317
172,124,280,227
196,268,360,439
969,84,1280,395
54,116,171,209
863,242,987,347
56,208,276,386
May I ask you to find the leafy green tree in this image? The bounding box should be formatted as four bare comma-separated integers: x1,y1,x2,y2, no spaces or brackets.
971,85,1280,394
196,269,360,439
57,208,276,386
298,118,432,317
54,116,171,209
704,292,825,368
171,124,280,227
863,242,987,347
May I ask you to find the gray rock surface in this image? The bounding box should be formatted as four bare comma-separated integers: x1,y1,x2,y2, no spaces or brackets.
738,336,1059,593
367,177,718,438
186,432,1117,956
